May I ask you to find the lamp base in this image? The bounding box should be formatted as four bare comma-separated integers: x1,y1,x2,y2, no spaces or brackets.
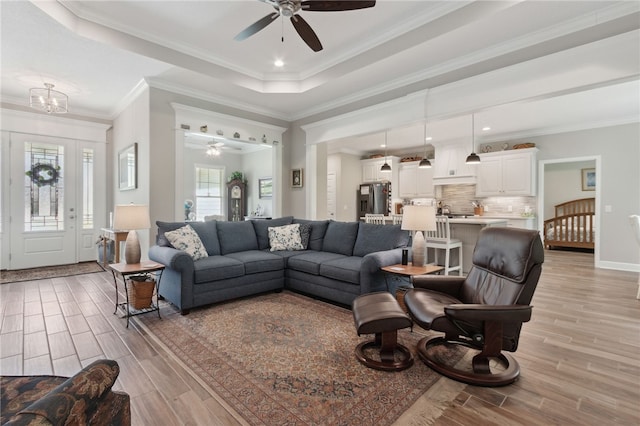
412,231,427,267
124,230,141,264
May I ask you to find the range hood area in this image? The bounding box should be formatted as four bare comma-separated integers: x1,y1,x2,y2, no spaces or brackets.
432,142,477,185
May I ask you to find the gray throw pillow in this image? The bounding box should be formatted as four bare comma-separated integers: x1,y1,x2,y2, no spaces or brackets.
299,223,312,249
156,221,186,247
251,216,294,250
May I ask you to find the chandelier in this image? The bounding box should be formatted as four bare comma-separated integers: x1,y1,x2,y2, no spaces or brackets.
29,83,68,114
206,144,221,157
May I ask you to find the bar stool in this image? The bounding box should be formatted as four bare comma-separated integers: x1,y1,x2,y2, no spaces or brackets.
425,216,463,275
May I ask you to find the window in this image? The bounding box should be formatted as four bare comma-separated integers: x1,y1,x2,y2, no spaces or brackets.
195,166,223,221
82,148,94,229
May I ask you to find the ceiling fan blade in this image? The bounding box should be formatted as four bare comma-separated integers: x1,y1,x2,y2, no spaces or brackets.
234,12,279,41
290,15,323,52
301,1,376,12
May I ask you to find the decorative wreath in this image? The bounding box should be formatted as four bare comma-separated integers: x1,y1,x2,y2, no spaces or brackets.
26,163,60,187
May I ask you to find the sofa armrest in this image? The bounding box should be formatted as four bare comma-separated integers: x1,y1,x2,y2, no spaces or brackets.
359,248,405,293
411,275,465,297
149,245,194,272
8,360,130,426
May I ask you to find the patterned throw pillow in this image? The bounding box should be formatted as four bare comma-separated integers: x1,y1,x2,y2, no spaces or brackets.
268,224,305,251
164,225,208,260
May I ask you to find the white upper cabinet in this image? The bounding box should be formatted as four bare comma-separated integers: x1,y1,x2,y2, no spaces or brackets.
361,156,399,183
476,148,538,196
433,143,477,185
398,161,434,198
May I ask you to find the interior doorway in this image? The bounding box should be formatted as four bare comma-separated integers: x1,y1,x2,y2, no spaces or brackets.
538,155,601,267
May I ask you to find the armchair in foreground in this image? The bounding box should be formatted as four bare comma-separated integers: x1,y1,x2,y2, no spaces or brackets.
1,359,130,425
405,227,544,386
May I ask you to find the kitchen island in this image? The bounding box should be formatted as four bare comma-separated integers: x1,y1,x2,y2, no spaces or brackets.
439,217,508,273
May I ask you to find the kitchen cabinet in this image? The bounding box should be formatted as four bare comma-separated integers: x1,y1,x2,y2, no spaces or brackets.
432,144,476,184
361,156,399,183
398,161,434,198
476,148,538,196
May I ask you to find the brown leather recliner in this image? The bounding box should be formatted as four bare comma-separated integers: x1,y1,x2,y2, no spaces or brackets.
405,227,544,386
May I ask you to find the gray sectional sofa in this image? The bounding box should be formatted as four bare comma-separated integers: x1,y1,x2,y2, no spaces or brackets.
148,217,410,314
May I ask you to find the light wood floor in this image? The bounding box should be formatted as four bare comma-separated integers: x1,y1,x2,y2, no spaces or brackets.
1,250,639,425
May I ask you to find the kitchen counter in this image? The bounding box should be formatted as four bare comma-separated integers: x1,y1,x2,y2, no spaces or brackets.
448,217,508,225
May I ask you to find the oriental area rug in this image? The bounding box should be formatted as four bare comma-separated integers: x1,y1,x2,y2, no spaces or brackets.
137,291,461,426
0,261,105,284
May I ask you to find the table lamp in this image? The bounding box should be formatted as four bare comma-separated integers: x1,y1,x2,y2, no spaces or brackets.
401,205,436,267
113,204,151,264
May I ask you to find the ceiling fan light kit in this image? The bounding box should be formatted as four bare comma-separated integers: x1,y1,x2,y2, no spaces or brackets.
235,0,376,52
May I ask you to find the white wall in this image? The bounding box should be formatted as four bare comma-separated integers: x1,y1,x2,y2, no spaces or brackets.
525,123,639,268
242,150,274,217
328,153,362,222
112,87,151,259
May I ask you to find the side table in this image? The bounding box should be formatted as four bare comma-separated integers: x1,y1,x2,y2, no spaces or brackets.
108,261,165,327
100,228,129,267
380,263,445,312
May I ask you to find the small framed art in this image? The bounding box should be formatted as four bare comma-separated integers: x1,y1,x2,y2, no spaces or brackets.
259,178,272,199
581,168,595,191
291,168,303,188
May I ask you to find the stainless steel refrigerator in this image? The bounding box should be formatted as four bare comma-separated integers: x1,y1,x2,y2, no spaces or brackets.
358,182,391,217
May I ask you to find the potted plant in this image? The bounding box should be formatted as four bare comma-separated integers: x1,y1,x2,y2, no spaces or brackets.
228,171,246,183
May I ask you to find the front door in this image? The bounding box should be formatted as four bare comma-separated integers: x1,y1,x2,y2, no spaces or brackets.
8,133,104,269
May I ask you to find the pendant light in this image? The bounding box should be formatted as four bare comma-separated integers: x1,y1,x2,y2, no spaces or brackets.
418,123,432,169
465,113,481,164
419,89,432,168
380,131,391,173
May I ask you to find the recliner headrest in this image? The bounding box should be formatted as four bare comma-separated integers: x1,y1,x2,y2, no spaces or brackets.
471,227,544,283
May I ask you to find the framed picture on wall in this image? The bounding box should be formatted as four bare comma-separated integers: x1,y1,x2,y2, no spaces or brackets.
581,168,595,191
259,178,272,199
291,168,303,188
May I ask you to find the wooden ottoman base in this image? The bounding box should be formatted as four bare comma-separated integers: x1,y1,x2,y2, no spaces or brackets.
352,292,414,372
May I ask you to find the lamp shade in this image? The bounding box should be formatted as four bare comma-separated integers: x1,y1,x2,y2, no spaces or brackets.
401,205,436,232
113,204,151,230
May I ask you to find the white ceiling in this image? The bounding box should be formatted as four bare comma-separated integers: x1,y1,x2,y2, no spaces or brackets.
1,1,639,155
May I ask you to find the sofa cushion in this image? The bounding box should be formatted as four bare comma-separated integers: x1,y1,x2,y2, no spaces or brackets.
293,219,329,251
189,221,221,256
193,255,245,284
319,256,363,285
268,224,304,251
226,250,284,274
251,216,294,249
217,221,259,254
286,251,347,275
164,225,208,261
322,221,359,256
156,221,186,247
352,223,410,257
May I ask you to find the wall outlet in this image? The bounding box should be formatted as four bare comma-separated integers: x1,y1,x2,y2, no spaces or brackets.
605,205,612,213
484,205,489,212
507,205,513,212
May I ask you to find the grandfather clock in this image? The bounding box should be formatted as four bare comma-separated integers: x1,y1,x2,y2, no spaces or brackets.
227,179,247,221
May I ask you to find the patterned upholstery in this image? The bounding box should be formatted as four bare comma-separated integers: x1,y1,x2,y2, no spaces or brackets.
1,359,130,425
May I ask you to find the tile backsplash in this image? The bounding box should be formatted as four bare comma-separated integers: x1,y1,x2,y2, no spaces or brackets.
438,184,536,216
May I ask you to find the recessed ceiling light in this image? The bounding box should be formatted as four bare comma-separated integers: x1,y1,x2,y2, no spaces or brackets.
482,126,491,131
274,59,284,67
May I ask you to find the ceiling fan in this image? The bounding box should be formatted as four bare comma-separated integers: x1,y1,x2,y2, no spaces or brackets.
234,0,376,52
